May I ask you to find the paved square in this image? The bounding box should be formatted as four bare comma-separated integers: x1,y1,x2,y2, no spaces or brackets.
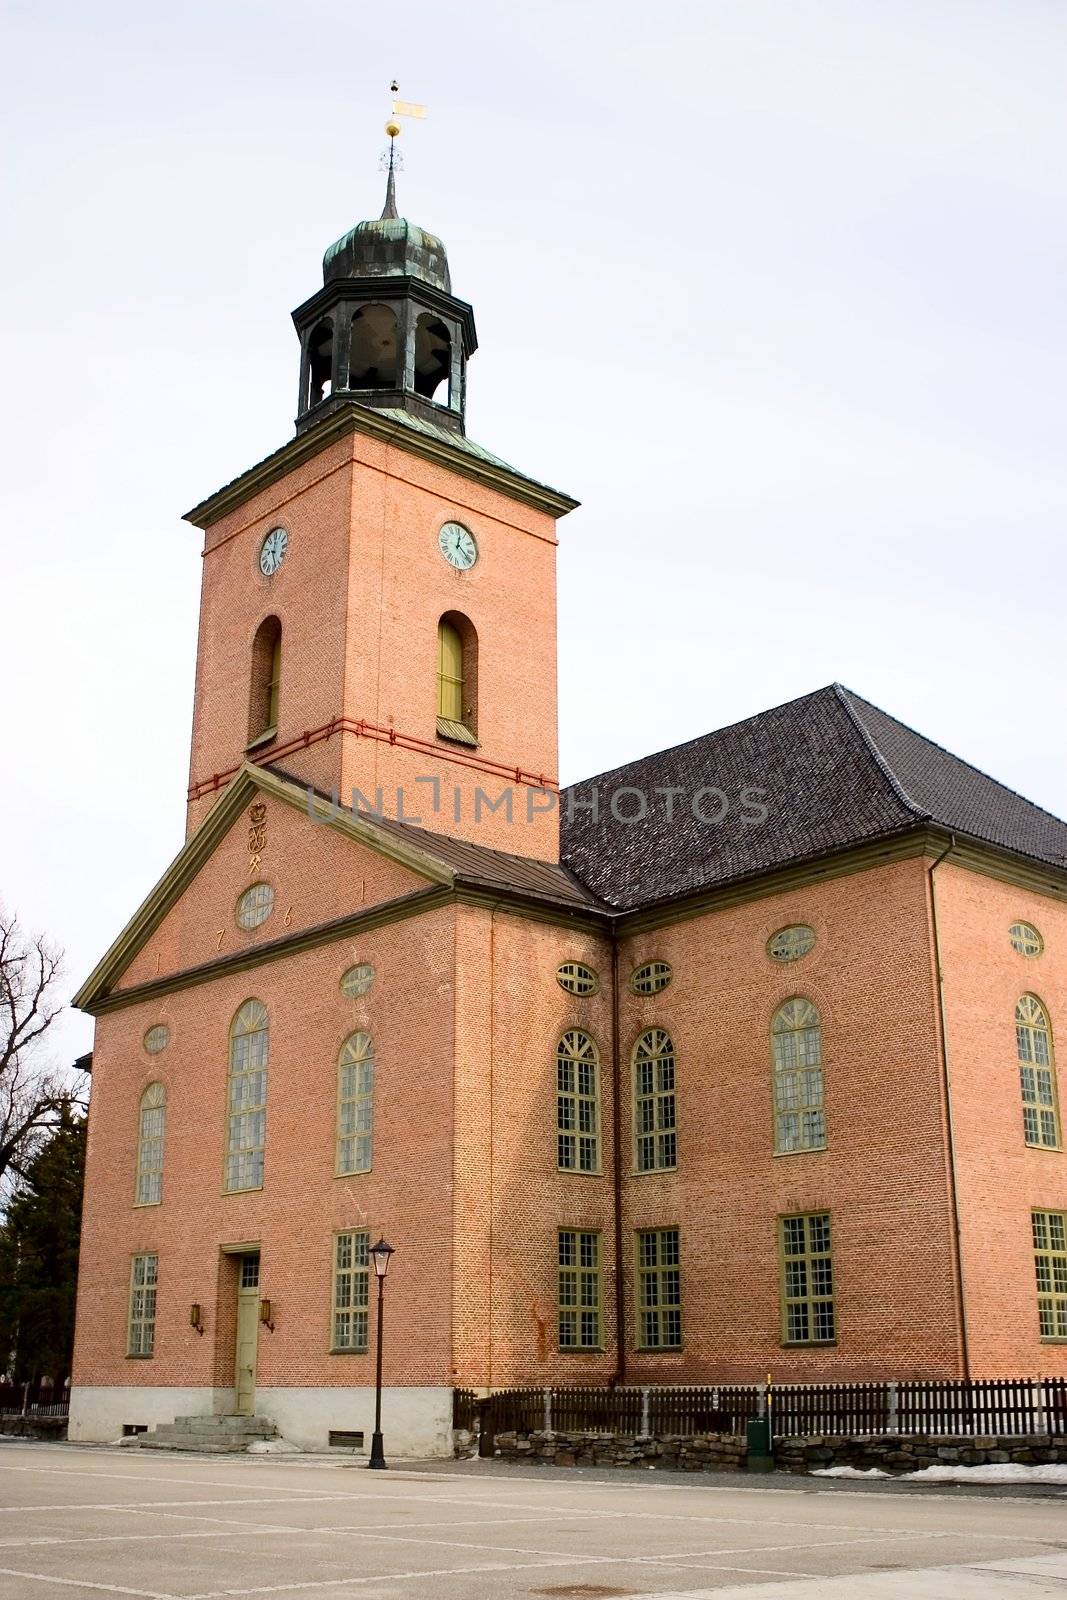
0,1441,1065,1599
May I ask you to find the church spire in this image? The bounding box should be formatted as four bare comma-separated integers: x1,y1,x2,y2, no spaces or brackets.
380,129,399,221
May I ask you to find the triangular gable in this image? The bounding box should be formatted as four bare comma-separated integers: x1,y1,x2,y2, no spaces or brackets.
74,764,455,1010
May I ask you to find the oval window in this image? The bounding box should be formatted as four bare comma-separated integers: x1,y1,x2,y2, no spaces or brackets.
143,1024,170,1055
235,882,275,930
767,925,815,963
630,961,673,996
340,963,375,998
1009,922,1043,958
556,961,599,996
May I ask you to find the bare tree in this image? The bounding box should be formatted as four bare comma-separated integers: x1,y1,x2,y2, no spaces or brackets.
0,913,87,1201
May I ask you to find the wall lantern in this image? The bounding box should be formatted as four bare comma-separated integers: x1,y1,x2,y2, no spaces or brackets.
190,1304,204,1336
259,1299,275,1332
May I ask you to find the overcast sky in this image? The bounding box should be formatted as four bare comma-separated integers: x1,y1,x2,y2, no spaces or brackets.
2,0,1065,1063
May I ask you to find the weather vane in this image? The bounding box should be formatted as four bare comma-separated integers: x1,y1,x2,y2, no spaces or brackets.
379,80,426,215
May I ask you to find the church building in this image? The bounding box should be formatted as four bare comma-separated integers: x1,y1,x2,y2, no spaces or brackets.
69,168,1067,1454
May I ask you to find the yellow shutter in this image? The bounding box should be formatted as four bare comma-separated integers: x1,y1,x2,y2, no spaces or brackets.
437,622,464,721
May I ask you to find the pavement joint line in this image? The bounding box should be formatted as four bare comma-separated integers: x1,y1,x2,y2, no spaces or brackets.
0,1569,178,1599
0,1512,580,1550
2,1486,1054,1546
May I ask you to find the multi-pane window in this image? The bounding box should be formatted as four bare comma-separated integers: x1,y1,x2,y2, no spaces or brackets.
558,1230,601,1349
225,999,268,1192
630,961,672,996
127,1254,158,1357
1010,922,1043,958
1017,996,1060,1149
636,1228,682,1349
235,883,274,930
557,1030,600,1172
332,1231,370,1352
340,963,374,998
143,1024,170,1054
780,1212,835,1344
633,1029,677,1171
772,998,826,1153
556,962,599,996
135,1082,166,1206
1033,1210,1067,1340
337,1031,374,1175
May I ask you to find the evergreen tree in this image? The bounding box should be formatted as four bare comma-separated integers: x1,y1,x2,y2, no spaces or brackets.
0,1106,85,1386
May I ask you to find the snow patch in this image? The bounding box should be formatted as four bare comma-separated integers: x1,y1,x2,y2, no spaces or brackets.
813,1462,1067,1486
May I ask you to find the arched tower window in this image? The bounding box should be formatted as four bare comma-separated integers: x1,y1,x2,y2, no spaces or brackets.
337,1031,374,1175
556,1030,600,1172
414,313,451,402
436,613,477,745
772,997,825,1153
248,617,281,745
225,1000,268,1192
1017,994,1061,1148
349,304,398,389
306,318,334,407
633,1029,677,1171
135,1082,166,1206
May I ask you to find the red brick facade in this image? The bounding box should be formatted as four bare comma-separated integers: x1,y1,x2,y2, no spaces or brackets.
70,306,1066,1454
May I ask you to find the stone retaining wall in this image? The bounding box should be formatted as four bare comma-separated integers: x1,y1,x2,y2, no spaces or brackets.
776,1433,1067,1474
480,1428,1067,1475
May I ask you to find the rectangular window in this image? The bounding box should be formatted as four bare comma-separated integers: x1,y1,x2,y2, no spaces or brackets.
558,1229,601,1349
1033,1210,1067,1340
127,1254,158,1357
636,1228,682,1349
557,1050,600,1171
634,1039,677,1172
779,1212,835,1344
225,1029,267,1193
332,1231,369,1352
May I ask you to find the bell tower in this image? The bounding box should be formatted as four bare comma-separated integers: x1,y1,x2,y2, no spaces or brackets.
183,146,577,860
293,144,477,438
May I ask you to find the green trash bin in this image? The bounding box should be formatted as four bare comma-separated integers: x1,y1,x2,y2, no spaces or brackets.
745,1416,773,1472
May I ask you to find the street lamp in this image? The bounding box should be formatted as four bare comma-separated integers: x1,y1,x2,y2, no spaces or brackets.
367,1237,395,1470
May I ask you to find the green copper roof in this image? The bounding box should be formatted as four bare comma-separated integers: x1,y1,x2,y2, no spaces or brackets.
322,216,451,293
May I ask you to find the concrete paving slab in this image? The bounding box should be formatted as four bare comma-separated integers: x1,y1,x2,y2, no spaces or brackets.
0,1441,1062,1600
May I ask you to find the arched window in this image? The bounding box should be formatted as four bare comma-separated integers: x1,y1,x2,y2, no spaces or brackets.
248,617,281,744
633,1029,676,1171
135,1082,166,1206
557,1030,600,1172
337,1031,374,1175
772,998,825,1153
225,1000,268,1192
436,613,477,745
306,318,333,407
1017,995,1061,1149
349,304,398,389
414,312,451,402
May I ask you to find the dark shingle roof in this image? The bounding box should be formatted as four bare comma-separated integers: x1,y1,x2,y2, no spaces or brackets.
560,684,1067,912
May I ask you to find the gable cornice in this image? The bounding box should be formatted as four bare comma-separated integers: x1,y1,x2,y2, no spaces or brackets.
72,763,454,1013
183,403,579,529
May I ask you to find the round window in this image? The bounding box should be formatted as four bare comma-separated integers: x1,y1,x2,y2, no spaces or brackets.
143,1024,170,1054
556,961,599,996
767,925,815,963
340,963,375,998
235,882,275,930
630,961,673,996
1009,921,1043,958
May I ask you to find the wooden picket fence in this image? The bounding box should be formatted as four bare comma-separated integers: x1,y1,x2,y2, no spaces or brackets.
459,1378,1067,1441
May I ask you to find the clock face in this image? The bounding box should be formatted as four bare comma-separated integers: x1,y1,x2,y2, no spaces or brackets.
438,521,477,571
259,527,288,576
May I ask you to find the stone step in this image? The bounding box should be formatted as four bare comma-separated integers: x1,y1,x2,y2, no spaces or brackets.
135,1414,279,1453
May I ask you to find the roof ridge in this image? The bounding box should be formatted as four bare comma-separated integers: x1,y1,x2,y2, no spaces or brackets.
565,684,838,793
831,684,929,820
835,685,1067,833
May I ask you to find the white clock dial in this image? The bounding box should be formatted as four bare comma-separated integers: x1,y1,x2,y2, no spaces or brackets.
259,527,289,576
438,521,477,570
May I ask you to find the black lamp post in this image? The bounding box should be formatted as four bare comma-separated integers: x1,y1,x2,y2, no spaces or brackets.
367,1237,395,1470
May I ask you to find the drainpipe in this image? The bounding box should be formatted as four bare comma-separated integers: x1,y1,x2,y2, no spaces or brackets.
926,835,972,1382
611,933,626,1385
